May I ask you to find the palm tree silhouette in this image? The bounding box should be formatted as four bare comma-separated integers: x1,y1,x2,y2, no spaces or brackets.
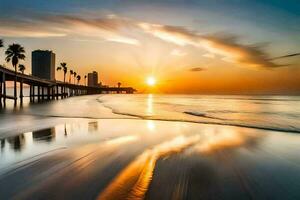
56,63,67,96
76,75,81,85
118,82,121,88
56,66,61,77
62,63,68,83
84,75,87,86
56,63,67,83
5,44,26,101
73,72,77,84
69,70,73,83
18,64,25,74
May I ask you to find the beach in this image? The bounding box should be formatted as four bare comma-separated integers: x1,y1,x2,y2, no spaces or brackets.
1,94,300,199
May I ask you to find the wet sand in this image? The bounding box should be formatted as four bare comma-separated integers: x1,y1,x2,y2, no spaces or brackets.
1,118,300,200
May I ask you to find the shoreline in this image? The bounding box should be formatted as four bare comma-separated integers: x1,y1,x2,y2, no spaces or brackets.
1,112,299,141
0,93,299,140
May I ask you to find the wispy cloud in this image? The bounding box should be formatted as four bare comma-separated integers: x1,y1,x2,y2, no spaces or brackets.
189,67,205,72
47,15,140,45
0,18,67,38
138,23,283,68
170,48,186,56
203,53,215,58
0,14,140,45
270,53,300,60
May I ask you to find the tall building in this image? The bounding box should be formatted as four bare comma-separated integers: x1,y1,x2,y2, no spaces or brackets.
88,71,99,87
32,50,55,80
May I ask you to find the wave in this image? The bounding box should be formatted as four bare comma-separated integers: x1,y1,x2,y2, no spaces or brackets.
99,109,300,134
6,94,298,135
211,96,300,101
95,95,300,134
183,111,226,120
11,110,300,134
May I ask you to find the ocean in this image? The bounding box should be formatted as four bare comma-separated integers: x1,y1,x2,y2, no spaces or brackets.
99,94,300,133
1,94,300,199
2,92,300,132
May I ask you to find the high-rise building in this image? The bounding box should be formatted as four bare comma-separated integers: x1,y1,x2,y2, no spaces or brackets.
88,71,99,87
32,50,55,80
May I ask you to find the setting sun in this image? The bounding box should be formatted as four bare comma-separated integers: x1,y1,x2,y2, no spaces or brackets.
146,76,156,86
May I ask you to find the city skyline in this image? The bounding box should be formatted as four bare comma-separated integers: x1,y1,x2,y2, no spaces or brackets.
0,0,299,94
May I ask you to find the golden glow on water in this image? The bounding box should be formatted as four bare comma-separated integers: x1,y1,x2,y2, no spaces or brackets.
104,136,139,145
191,128,256,154
97,135,200,200
96,122,266,200
3,117,300,199
146,94,153,116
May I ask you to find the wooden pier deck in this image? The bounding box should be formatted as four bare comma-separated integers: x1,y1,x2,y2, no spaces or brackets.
0,65,136,105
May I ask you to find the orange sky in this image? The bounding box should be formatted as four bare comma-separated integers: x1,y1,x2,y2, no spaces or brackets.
0,1,299,94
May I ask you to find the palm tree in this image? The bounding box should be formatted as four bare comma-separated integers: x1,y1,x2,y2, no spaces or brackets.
62,63,68,83
76,75,81,85
118,82,121,88
56,62,67,83
84,75,87,86
73,72,77,84
69,70,73,83
5,44,26,101
56,66,61,73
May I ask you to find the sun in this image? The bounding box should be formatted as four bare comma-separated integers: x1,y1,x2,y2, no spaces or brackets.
146,76,156,86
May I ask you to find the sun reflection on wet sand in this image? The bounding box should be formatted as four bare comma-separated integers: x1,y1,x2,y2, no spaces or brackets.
190,128,259,154
2,118,300,200
105,135,139,146
97,135,200,200
146,120,156,131
97,126,263,200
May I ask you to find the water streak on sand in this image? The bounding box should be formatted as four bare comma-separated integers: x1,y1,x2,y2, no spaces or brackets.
97,135,200,200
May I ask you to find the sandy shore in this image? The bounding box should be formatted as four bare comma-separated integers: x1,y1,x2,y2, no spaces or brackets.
1,118,300,200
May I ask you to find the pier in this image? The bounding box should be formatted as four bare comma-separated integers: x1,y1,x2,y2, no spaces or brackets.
0,65,136,106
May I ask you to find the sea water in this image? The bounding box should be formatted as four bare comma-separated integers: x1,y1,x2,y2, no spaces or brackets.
1,94,300,199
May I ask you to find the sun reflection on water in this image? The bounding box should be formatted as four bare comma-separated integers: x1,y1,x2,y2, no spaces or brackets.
146,120,156,131
146,94,153,116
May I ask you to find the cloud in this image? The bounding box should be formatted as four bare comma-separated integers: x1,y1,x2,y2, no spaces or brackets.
170,48,186,56
138,23,282,68
271,53,300,60
190,67,205,72
0,18,66,38
203,53,215,58
44,15,140,45
0,14,140,45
